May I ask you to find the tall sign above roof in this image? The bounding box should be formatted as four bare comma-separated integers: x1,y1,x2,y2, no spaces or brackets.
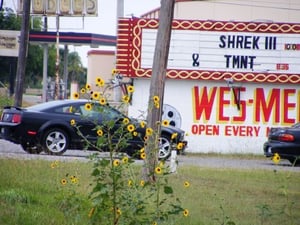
17,0,97,16
116,18,300,84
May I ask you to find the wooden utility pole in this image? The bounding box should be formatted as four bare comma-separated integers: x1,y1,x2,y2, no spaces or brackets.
144,0,175,182
14,0,31,107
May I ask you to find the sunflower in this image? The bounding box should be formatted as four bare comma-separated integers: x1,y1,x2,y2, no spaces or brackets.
111,68,118,74
70,119,76,126
153,95,160,103
162,120,170,127
85,84,91,90
113,159,120,167
140,180,145,187
146,127,153,136
61,178,67,185
123,118,130,124
73,92,79,99
99,97,106,105
128,179,133,187
116,208,122,216
155,166,162,174
127,124,135,132
122,156,128,164
140,121,146,128
272,153,280,164
80,88,86,94
97,129,103,136
171,133,178,140
183,209,189,217
140,152,146,160
92,91,100,100
127,85,134,93
184,181,190,188
96,77,105,86
140,147,145,153
154,101,160,109
84,103,92,111
133,131,138,136
177,142,184,150
122,95,130,103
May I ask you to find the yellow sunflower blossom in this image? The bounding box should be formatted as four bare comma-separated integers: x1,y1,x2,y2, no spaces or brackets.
113,159,120,167
140,152,146,160
155,166,162,175
61,178,67,185
122,156,128,164
272,153,280,164
152,222,157,225
127,85,134,93
92,91,100,100
133,131,138,136
123,118,130,124
111,68,118,75
183,209,189,217
128,179,133,187
97,129,103,136
140,180,145,187
70,176,79,184
50,162,56,169
70,119,76,126
146,127,153,136
85,84,91,90
140,147,145,153
73,92,79,99
80,88,86,94
153,95,160,103
122,95,130,103
171,133,178,140
140,121,146,128
96,77,105,86
85,103,92,111
99,97,106,105
116,207,122,216
127,124,135,132
177,142,184,150
184,181,190,188
162,120,170,127
154,101,160,109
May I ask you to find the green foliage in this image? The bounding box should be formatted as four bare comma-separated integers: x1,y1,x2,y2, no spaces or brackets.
0,7,86,90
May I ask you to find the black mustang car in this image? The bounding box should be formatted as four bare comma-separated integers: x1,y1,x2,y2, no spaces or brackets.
263,123,300,165
0,99,187,159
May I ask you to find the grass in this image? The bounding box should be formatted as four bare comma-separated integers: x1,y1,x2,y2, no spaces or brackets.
0,158,299,225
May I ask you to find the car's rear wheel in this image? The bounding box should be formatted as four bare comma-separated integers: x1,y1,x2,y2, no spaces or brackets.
42,128,69,155
158,135,171,160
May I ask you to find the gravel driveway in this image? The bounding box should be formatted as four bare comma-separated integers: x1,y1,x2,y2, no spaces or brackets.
0,139,299,172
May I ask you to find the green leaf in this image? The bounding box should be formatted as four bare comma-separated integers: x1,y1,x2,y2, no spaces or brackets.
164,186,173,194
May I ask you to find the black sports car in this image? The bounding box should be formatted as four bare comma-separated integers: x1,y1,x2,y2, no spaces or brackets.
0,99,187,159
263,123,300,165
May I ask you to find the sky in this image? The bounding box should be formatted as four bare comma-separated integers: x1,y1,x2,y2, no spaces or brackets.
3,0,161,66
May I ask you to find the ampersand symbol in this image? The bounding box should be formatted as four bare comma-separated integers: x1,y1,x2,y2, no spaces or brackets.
192,53,200,67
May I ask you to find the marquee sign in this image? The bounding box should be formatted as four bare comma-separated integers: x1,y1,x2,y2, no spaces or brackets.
116,18,300,84
17,0,97,16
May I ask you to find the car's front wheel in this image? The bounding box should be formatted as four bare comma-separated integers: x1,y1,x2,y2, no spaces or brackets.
158,135,171,160
42,128,69,155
